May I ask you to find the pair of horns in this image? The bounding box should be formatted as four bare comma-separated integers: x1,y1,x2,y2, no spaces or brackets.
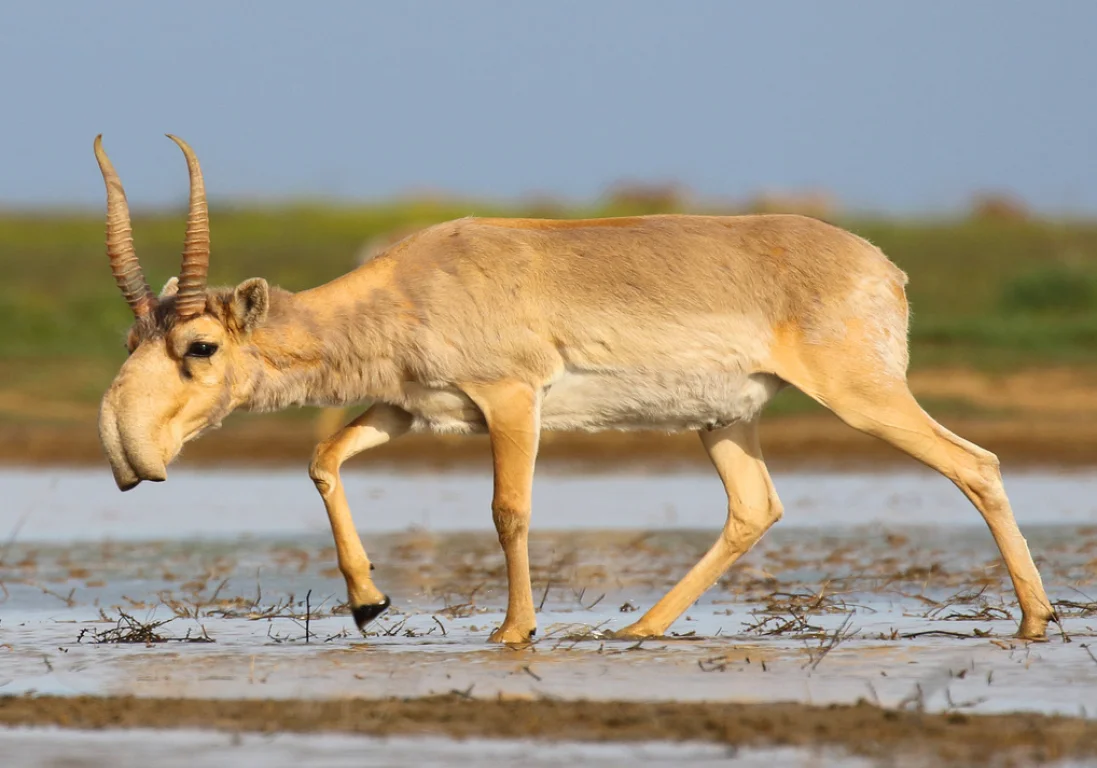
93,135,210,320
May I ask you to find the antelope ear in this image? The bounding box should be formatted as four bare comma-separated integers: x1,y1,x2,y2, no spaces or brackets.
159,276,179,298
230,278,269,334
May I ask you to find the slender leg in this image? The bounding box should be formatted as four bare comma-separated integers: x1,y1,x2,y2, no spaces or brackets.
811,381,1056,639
616,419,783,639
463,380,541,644
309,402,412,631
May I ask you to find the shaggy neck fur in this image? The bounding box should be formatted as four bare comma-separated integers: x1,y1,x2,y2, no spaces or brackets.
240,285,408,413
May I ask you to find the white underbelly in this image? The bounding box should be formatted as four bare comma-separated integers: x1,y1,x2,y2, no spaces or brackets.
401,370,783,434
540,369,782,432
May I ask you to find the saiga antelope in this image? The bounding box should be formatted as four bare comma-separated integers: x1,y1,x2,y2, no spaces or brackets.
93,135,1056,644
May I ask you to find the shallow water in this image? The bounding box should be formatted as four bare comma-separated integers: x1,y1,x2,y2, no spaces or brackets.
3,466,1097,540
2,467,1096,720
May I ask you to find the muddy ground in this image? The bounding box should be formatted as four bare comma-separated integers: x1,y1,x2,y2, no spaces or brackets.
2,694,1096,766
5,411,1097,472
3,467,1097,766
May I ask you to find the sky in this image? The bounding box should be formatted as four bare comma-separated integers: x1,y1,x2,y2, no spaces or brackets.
1,1,1095,214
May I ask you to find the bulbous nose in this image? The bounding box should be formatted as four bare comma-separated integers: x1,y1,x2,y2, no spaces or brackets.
99,388,167,490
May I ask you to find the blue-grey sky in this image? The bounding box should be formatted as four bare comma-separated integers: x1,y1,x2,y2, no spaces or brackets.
1,1,1094,213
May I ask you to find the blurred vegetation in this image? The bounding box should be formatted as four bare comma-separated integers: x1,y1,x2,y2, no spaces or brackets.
1,195,1096,425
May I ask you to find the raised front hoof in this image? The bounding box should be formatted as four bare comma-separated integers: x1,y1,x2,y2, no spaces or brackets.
351,595,391,632
488,624,536,645
609,623,660,641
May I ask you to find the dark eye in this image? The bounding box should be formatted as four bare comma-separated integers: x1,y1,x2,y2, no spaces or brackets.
186,341,218,358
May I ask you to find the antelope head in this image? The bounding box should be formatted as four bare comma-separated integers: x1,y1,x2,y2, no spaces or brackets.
95,135,270,490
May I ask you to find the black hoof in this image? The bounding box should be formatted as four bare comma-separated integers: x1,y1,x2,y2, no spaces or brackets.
352,595,391,631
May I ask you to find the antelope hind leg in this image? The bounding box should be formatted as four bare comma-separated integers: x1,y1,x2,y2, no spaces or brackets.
615,419,783,639
810,382,1056,639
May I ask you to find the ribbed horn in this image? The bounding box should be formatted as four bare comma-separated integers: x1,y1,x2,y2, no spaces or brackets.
93,135,156,319
166,135,210,318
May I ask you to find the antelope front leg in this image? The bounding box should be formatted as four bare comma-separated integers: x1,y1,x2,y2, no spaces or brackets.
309,402,412,632
464,380,541,644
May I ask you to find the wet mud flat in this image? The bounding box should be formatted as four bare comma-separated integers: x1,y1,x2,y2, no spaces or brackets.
3,695,1097,767
3,469,1097,765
